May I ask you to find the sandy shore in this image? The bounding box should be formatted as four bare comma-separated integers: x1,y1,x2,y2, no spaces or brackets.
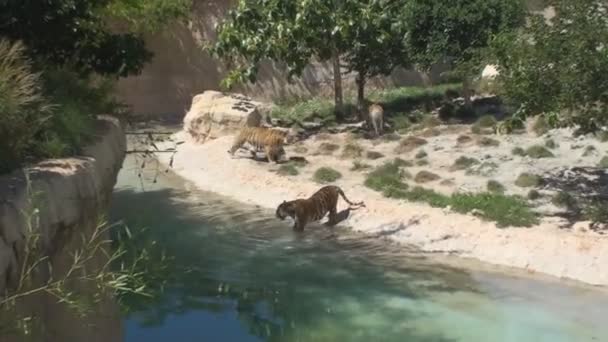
154,131,608,287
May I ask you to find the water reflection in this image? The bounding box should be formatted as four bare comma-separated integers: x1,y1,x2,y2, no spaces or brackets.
111,158,608,342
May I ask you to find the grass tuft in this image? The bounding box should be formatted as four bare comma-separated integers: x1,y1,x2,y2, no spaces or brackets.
313,167,342,184
515,173,543,188
525,145,554,159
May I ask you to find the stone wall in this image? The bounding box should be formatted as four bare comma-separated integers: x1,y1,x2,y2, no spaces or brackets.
0,116,126,342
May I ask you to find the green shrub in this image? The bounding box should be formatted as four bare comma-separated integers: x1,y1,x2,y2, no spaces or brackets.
366,151,385,160
414,170,440,183
271,97,336,125
545,139,558,149
341,143,364,158
277,164,299,176
389,115,412,133
525,145,554,159
515,173,542,188
512,147,526,156
451,156,479,171
394,136,428,153
0,40,53,172
313,167,342,183
599,156,608,168
450,193,538,228
583,201,608,224
364,161,408,192
527,189,541,200
487,180,506,194
416,159,429,166
415,150,428,159
394,158,414,167
551,191,577,208
317,142,340,155
456,135,473,144
493,0,608,134
477,136,500,147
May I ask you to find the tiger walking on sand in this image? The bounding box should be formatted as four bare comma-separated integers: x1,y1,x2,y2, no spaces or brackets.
228,126,288,163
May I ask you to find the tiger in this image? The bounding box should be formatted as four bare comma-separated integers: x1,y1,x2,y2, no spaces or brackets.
275,185,366,231
228,126,289,163
368,103,384,137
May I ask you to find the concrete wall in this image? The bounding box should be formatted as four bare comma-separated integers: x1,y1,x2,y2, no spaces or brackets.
0,116,126,342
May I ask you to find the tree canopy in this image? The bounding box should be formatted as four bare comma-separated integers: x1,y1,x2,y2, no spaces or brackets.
0,0,191,77
211,0,412,117
491,0,608,133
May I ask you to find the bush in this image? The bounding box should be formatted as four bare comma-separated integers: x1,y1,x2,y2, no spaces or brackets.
551,191,577,209
491,0,608,133
414,170,440,183
583,201,608,224
515,173,542,188
394,158,414,168
416,159,429,166
512,147,526,156
599,156,608,168
364,161,408,192
527,189,541,200
450,192,538,228
394,136,427,153
415,150,428,159
341,143,364,158
317,142,340,155
277,164,299,176
525,145,554,159
451,156,479,171
366,151,385,160
0,40,130,174
0,40,52,173
487,180,505,194
545,139,558,149
313,167,342,183
477,136,500,147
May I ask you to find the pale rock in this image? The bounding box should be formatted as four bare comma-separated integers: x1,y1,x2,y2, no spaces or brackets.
183,91,264,143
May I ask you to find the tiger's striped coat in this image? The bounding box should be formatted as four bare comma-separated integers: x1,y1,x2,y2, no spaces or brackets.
275,185,365,231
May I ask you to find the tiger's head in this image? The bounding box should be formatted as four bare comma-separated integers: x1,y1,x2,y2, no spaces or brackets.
275,200,295,220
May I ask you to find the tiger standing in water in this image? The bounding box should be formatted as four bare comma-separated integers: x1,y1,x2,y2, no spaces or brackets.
368,103,384,137
275,185,366,231
228,126,288,163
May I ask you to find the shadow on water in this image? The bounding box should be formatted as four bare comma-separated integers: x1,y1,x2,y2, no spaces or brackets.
110,183,480,341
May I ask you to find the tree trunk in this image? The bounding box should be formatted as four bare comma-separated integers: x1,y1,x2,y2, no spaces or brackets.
332,49,344,121
356,72,366,122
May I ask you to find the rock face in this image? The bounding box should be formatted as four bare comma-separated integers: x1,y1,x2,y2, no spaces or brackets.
0,115,126,342
183,91,265,143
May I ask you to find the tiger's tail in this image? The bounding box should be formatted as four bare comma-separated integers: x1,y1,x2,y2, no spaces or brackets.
337,188,366,209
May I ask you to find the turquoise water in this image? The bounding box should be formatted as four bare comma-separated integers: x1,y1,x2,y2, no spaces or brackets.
111,157,608,342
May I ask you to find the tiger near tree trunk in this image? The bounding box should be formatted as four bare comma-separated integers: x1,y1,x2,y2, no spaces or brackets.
275,185,366,231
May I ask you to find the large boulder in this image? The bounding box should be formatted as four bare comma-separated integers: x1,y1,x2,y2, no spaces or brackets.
183,91,267,143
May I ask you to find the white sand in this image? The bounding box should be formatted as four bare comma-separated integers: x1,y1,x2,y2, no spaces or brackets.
154,129,608,287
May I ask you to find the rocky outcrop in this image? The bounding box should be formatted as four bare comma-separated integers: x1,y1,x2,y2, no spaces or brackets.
0,115,126,293
183,90,265,143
